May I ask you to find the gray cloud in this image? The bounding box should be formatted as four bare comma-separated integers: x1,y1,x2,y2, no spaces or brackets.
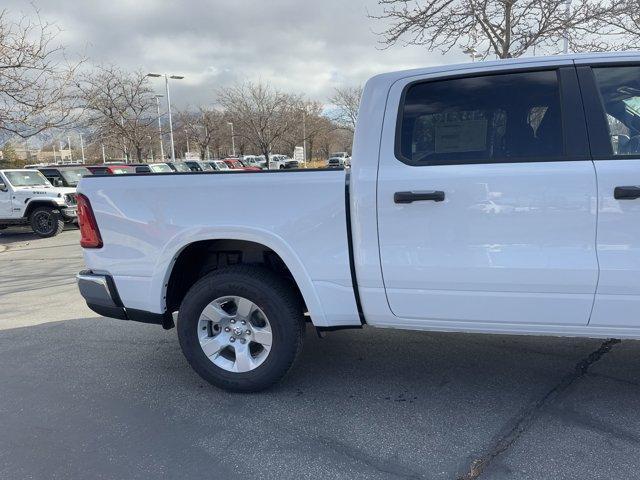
5,0,470,107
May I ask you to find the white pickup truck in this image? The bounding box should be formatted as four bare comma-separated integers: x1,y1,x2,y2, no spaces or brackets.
0,169,78,237
77,52,640,392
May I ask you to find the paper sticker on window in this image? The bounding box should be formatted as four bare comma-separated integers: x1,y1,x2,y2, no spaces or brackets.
435,119,487,153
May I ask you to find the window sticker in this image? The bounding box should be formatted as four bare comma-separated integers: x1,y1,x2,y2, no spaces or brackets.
434,119,487,153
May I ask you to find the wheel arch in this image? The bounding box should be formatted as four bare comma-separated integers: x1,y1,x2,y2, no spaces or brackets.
24,199,61,218
159,228,328,327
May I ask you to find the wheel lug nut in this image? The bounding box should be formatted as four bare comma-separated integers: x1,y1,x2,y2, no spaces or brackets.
229,336,236,343
241,320,246,325
224,327,230,332
230,319,236,324
240,338,246,344
245,330,251,335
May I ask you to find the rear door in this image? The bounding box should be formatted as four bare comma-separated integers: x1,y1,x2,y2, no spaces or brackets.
377,65,600,327
577,62,640,328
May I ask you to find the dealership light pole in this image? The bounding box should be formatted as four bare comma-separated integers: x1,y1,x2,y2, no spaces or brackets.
562,0,572,54
228,122,236,157
147,73,184,161
79,134,85,163
154,95,165,159
202,111,211,160
302,107,307,165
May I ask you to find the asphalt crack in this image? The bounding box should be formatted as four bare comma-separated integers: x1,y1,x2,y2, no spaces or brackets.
457,338,621,480
316,436,423,479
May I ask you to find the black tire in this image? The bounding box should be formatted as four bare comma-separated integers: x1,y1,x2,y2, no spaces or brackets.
29,207,64,238
178,265,305,392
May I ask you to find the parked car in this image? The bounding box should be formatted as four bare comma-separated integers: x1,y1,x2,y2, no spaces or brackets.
222,159,244,170
254,155,267,168
208,160,231,172
282,159,301,169
242,156,264,169
76,52,640,393
204,160,230,171
329,152,351,166
129,163,173,174
37,165,92,188
239,155,263,170
166,161,192,173
224,158,261,171
185,160,215,172
86,164,135,175
268,154,289,169
0,169,77,237
326,157,345,168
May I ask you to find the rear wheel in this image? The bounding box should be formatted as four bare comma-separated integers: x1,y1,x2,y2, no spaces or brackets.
177,266,305,392
29,207,64,238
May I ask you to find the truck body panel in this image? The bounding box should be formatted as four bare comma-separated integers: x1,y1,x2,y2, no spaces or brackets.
78,170,360,327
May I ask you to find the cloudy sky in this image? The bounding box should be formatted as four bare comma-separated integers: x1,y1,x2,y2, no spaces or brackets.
6,0,471,107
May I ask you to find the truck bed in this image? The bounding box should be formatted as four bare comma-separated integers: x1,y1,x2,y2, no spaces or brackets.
77,169,360,327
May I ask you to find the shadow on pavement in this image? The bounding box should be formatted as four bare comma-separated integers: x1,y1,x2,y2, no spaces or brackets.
0,225,79,246
2,318,638,479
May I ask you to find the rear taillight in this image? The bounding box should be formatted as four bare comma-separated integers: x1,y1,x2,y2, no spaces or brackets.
77,193,103,248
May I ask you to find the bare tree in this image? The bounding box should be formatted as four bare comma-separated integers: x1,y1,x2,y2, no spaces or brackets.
369,0,634,59
0,9,82,139
79,66,157,161
314,121,354,160
603,2,640,47
217,82,301,168
277,99,333,160
178,107,228,160
329,86,362,132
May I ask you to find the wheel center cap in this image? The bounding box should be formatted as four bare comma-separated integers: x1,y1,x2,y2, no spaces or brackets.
233,326,244,336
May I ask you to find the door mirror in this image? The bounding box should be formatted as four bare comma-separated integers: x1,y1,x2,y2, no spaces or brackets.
0,182,6,192
53,178,63,187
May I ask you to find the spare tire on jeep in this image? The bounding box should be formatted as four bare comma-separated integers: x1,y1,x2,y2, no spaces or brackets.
29,207,64,238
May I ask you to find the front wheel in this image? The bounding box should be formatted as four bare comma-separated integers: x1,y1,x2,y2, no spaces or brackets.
29,207,64,238
178,266,305,392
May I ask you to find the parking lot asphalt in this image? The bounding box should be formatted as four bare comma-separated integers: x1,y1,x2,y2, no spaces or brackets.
1,229,640,480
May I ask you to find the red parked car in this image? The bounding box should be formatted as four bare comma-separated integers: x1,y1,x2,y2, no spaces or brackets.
223,158,261,171
86,164,135,175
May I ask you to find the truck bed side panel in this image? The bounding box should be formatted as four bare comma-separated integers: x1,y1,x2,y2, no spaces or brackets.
77,170,360,327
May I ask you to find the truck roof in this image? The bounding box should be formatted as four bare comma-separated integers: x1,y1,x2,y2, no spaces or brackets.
368,51,640,86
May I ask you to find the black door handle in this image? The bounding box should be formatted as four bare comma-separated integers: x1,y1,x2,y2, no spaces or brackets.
614,186,640,200
394,190,445,204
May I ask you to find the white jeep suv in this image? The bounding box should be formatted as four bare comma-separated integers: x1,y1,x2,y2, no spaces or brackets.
0,169,78,237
